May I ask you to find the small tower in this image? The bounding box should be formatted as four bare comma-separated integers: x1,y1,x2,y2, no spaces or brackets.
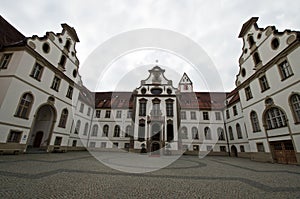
178,73,193,92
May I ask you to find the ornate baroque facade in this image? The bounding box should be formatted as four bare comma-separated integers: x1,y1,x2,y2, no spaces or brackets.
0,16,299,164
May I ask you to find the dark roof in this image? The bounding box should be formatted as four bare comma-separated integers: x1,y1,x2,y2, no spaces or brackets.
226,88,240,107
61,23,80,42
0,15,26,47
238,17,259,38
95,92,134,109
78,86,94,106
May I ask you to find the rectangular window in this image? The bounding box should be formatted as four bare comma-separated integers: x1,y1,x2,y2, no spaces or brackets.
233,105,238,116
203,112,209,120
206,145,213,151
257,143,265,152
0,53,12,69
245,86,253,100
87,107,91,116
113,142,119,148
95,110,101,118
166,102,173,117
79,103,84,113
190,111,196,120
51,76,61,91
7,130,22,143
240,145,245,152
89,142,96,148
215,112,221,120
181,111,186,120
72,140,77,147
220,146,226,152
66,86,73,99
101,142,107,148
30,63,44,81
193,145,199,151
259,75,270,92
226,110,230,119
54,136,62,146
278,60,293,80
127,110,132,118
116,110,122,118
139,101,146,116
105,110,111,118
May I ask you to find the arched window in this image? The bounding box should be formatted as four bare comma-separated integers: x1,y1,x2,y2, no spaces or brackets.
91,124,98,136
192,127,199,139
253,52,261,65
250,111,261,132
217,127,225,140
138,120,145,141
64,40,71,51
248,35,255,48
204,127,211,140
83,122,89,135
59,55,67,68
125,125,132,137
114,125,120,137
103,125,109,137
180,126,188,139
265,107,287,129
229,126,234,140
15,93,33,119
58,108,68,128
236,123,242,139
290,94,300,123
74,120,81,134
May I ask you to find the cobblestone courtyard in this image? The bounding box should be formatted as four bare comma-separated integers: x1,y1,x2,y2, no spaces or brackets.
0,152,299,198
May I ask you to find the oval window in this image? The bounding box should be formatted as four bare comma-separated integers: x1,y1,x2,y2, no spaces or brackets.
151,88,162,95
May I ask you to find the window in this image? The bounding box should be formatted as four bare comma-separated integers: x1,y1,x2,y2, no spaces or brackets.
257,143,265,152
125,125,132,137
100,142,107,148
127,110,132,118
253,52,261,65
66,86,73,99
64,40,71,51
203,112,209,120
83,122,89,135
72,140,77,147
7,130,22,143
79,103,84,113
265,107,287,129
204,127,211,140
30,63,44,81
191,112,196,120
114,125,120,137
95,110,101,118
290,94,300,123
54,136,62,146
0,53,12,69
226,110,230,119
91,125,98,136
180,127,188,139
89,142,96,148
103,125,109,137
250,111,261,132
166,100,174,117
151,100,160,116
278,60,293,80
248,35,255,48
193,145,199,151
105,110,111,118
220,146,226,152
58,55,67,68
116,110,122,118
233,105,238,116
74,120,81,134
113,142,119,148
15,93,34,119
240,145,245,152
245,86,253,100
215,112,221,120
236,123,242,139
138,120,145,141
181,111,186,120
259,75,270,92
51,76,61,91
206,145,213,151
229,126,234,140
192,127,199,139
139,100,147,116
58,109,68,128
218,128,225,140
87,107,91,116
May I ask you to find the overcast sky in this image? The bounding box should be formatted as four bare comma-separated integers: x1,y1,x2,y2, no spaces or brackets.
1,0,300,92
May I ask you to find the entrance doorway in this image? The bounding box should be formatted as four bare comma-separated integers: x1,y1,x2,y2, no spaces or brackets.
231,145,238,157
151,142,161,155
270,140,297,164
28,104,56,151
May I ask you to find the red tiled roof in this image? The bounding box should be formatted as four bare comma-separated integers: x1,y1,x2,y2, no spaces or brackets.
226,88,240,107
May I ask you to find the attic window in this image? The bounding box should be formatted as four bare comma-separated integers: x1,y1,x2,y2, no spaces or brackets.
42,43,50,53
248,35,255,48
65,40,71,51
271,38,280,50
73,69,77,78
253,52,261,66
241,68,246,77
59,55,67,68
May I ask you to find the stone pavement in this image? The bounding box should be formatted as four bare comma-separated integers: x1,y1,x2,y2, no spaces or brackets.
0,151,299,198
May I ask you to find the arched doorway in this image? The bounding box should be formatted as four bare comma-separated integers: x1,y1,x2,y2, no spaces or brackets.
231,145,238,157
28,104,56,151
151,142,161,155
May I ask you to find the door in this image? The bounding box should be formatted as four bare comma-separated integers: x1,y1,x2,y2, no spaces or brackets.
271,140,297,164
231,145,238,157
33,131,43,147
